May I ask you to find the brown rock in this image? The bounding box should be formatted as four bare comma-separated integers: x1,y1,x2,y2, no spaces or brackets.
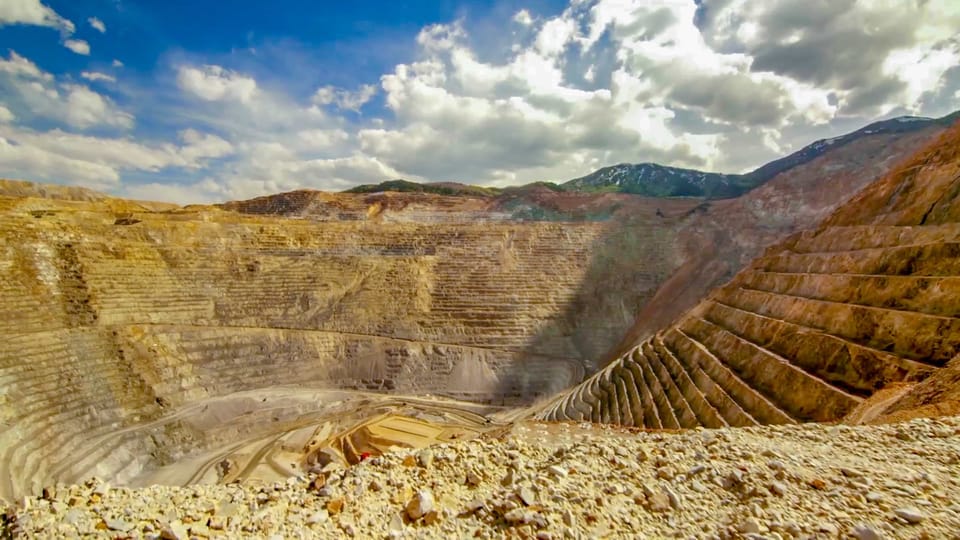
327,498,345,515
423,510,440,525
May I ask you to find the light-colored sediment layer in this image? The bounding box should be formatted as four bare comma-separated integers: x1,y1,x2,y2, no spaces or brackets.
0,197,608,500
6,416,960,539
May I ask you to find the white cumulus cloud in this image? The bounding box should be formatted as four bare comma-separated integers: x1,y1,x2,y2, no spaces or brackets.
0,51,133,130
81,71,116,83
63,39,90,55
0,125,237,191
87,16,105,33
0,135,119,189
513,9,533,26
702,0,960,116
0,105,14,123
177,65,258,103
312,84,377,111
355,8,729,184
0,0,74,34
177,128,233,163
2,0,960,203
0,50,52,81
62,84,132,128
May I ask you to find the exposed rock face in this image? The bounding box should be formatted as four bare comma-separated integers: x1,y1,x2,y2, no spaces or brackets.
609,122,955,356
0,195,614,498
0,179,107,202
0,118,952,501
219,188,503,222
537,122,960,427
221,123,949,369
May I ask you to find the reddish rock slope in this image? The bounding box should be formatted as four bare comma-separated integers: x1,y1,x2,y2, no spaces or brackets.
538,121,960,426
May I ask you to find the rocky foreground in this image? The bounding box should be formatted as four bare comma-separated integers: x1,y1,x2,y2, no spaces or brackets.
4,417,960,539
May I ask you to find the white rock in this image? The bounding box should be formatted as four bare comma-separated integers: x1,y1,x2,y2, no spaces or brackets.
852,524,884,540
547,465,567,478
894,507,925,524
406,490,435,520
160,521,189,540
840,467,863,478
466,469,482,486
664,486,681,509
105,518,134,532
388,513,404,533
417,448,434,468
307,509,329,524
63,509,84,525
504,508,533,524
740,518,762,534
518,486,537,506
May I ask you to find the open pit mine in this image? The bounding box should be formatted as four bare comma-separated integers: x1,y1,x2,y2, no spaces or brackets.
1,119,960,538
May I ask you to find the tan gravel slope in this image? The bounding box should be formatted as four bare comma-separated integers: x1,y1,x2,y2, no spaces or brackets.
5,416,959,539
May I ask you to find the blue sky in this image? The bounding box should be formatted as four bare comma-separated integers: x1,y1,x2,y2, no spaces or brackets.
1,0,958,203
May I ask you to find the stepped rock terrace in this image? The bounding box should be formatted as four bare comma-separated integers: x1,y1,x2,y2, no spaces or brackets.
539,124,960,429
0,120,957,508
0,194,630,499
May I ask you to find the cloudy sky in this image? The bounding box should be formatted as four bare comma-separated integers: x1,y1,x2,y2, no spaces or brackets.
0,0,958,203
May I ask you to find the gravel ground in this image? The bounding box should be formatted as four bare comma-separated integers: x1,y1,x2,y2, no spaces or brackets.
4,416,960,539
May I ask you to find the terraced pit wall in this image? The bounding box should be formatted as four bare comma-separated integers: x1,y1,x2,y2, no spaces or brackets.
0,117,951,500
537,122,960,428
0,195,694,498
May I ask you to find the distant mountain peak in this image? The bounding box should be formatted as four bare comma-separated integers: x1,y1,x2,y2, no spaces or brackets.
563,162,743,198
329,111,959,202
561,110,958,199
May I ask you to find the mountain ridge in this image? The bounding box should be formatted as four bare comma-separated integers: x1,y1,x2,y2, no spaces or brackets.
347,111,960,200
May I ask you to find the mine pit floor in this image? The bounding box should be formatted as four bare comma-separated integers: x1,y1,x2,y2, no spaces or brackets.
118,388,508,490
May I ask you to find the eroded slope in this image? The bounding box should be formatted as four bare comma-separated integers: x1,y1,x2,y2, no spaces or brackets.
0,195,615,499
223,122,948,368
538,122,960,427
0,117,951,502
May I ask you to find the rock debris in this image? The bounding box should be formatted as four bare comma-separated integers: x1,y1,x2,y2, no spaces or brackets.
4,416,959,539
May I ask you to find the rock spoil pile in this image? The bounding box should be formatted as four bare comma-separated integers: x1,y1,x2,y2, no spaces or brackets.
7,416,959,539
